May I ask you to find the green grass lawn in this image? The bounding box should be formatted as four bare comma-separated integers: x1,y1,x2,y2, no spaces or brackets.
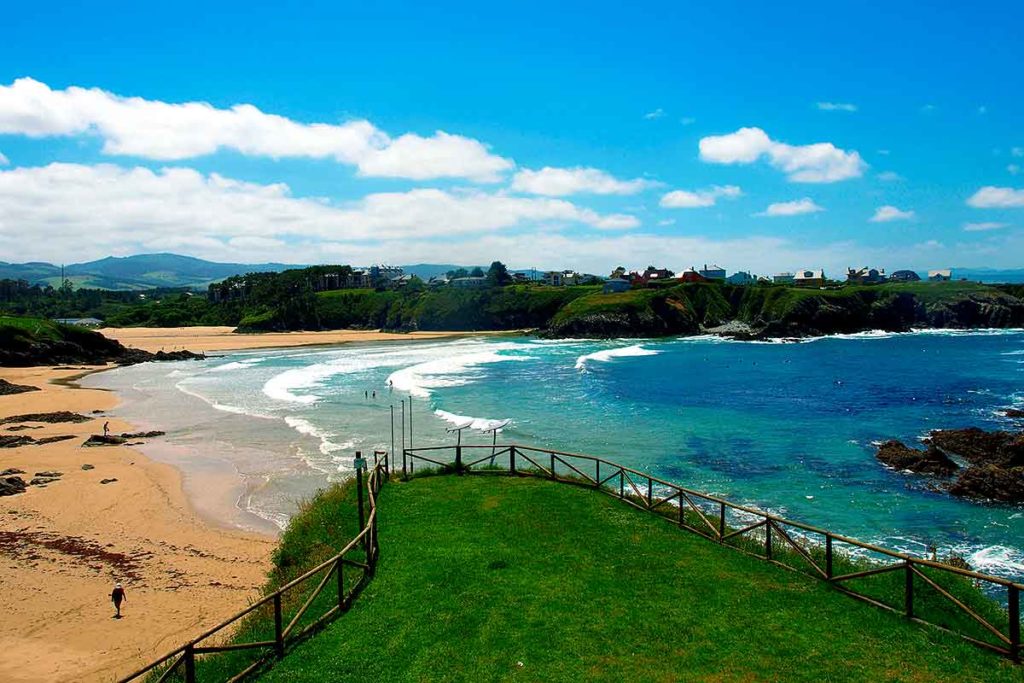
254,475,1020,682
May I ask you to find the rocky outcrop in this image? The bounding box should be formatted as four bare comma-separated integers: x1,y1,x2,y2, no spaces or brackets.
0,476,26,496
0,411,91,425
0,434,75,448
875,440,959,476
119,430,165,439
83,434,127,447
948,465,1024,503
0,379,39,395
875,428,1024,504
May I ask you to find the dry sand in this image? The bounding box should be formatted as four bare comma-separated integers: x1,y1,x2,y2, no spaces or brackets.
100,325,517,354
0,367,276,682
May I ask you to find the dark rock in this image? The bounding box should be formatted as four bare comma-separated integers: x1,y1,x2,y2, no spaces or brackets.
949,465,1024,503
100,478,118,485
1001,408,1024,418
34,471,62,478
5,425,42,431
83,434,127,447
926,428,1024,468
875,440,959,477
36,435,76,445
81,464,94,470
29,477,59,486
0,435,36,448
119,430,165,439
0,378,39,395
0,411,91,425
0,468,25,476
0,476,26,496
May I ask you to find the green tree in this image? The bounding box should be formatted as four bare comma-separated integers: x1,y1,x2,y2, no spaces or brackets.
486,261,512,287
470,266,485,278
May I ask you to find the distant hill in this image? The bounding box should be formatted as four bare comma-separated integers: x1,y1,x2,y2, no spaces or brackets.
950,268,1024,284
0,253,297,290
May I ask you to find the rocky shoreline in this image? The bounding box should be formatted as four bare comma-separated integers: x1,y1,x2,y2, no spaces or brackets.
875,427,1024,503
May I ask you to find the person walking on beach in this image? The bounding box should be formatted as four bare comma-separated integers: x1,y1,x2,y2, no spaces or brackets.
103,421,110,437
111,582,126,618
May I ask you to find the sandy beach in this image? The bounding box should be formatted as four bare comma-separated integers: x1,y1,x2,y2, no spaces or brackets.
0,366,276,682
100,326,520,354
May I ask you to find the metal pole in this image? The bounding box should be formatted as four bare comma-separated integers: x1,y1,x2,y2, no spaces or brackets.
401,401,406,461
409,396,413,451
391,404,397,476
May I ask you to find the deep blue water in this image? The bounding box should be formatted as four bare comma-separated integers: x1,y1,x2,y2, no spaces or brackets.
90,330,1024,582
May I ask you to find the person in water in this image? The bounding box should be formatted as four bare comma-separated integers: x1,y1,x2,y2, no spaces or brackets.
111,582,126,618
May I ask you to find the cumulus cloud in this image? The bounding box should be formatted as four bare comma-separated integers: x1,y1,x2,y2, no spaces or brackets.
755,198,824,217
870,205,915,222
963,222,1008,232
816,102,857,112
967,186,1024,208
0,163,638,262
0,77,512,182
510,166,657,196
699,127,866,182
659,185,742,209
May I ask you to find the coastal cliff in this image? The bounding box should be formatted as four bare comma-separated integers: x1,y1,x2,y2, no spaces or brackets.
545,282,1024,339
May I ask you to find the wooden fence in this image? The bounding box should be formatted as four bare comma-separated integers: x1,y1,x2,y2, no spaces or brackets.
116,452,389,683
403,443,1022,663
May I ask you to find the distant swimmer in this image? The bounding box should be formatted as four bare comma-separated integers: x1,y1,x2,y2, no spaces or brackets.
372,390,377,399
111,582,126,618
365,390,368,399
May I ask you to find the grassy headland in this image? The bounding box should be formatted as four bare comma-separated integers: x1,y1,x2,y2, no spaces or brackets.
194,474,1020,682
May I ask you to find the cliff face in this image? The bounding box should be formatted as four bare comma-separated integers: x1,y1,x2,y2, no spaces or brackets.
545,283,1024,340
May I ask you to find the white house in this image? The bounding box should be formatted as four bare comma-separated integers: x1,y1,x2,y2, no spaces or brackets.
794,269,826,287
698,264,727,280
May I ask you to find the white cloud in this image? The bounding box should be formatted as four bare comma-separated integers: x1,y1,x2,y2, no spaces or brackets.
0,151,7,166
699,127,866,182
0,77,512,182
0,163,639,263
963,222,1008,232
816,102,857,112
659,185,742,209
755,198,824,217
967,186,1024,208
643,108,665,120
510,167,657,196
870,205,915,222
876,171,903,181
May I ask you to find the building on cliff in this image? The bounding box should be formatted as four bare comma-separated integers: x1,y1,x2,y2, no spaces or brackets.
928,269,953,281
846,267,887,284
794,269,826,287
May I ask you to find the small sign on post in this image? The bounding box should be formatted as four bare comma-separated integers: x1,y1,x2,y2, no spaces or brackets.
353,454,367,471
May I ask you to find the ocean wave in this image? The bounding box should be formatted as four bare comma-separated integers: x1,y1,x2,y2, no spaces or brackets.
387,345,534,398
285,416,354,456
208,357,267,373
575,344,659,371
175,380,268,418
434,409,511,432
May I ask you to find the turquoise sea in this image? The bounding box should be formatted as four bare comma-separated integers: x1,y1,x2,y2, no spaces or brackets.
86,330,1024,583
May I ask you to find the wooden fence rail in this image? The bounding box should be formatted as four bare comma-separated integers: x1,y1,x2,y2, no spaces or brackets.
404,443,1023,663
116,453,389,683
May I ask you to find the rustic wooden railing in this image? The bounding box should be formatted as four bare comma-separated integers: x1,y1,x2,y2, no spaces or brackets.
116,452,389,683
404,443,1023,663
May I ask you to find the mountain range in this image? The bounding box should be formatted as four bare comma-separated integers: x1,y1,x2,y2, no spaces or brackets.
1,254,1022,290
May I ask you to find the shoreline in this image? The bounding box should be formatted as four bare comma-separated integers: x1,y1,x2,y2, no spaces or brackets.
0,365,276,682
100,325,532,354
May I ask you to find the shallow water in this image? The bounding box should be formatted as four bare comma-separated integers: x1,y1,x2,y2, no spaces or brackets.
86,329,1024,582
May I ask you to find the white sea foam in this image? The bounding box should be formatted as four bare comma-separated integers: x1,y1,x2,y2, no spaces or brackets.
175,380,265,417
575,344,659,371
386,344,533,398
434,409,511,432
284,416,354,457
208,357,267,373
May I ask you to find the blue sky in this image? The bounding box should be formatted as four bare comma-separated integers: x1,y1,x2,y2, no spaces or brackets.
0,1,1022,274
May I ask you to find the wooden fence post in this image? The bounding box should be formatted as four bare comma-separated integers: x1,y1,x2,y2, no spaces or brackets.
904,562,914,619
718,502,725,541
825,535,833,580
549,453,555,479
595,460,600,488
509,446,516,475
274,592,284,658
337,558,345,610
646,478,652,508
765,519,773,560
1009,584,1020,662
184,643,196,683
455,444,463,475
619,471,624,498
678,495,685,527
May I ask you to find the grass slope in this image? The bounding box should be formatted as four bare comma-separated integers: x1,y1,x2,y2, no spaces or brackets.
258,476,1019,682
